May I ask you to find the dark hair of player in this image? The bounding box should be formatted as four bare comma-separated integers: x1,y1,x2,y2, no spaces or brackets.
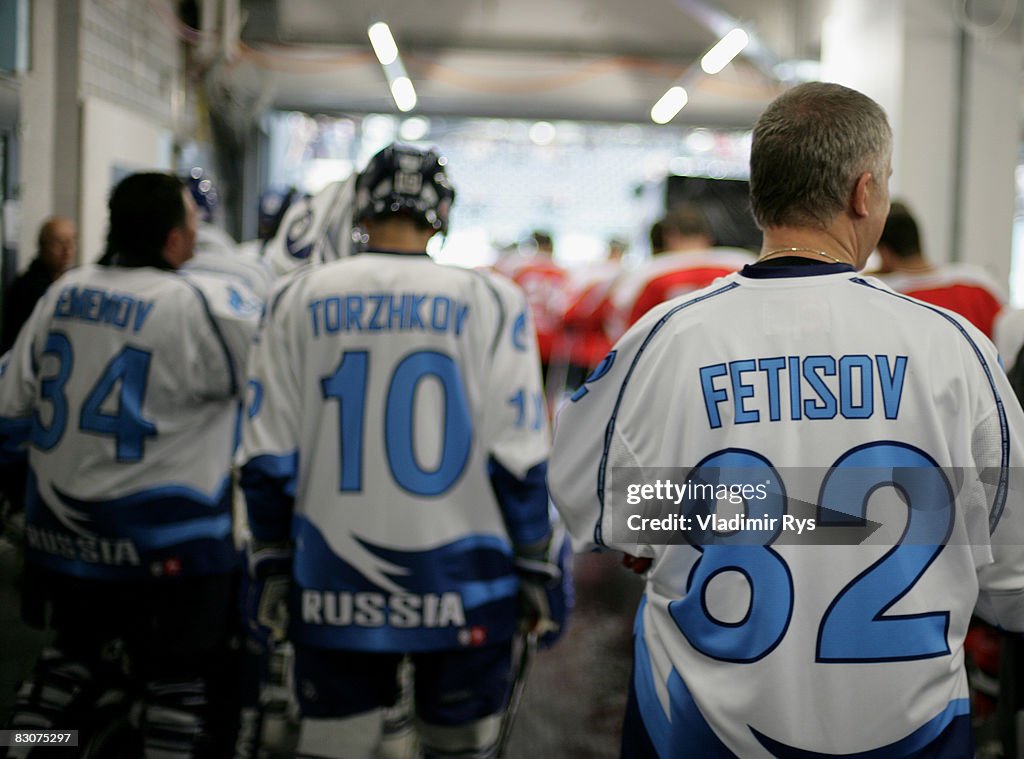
99,172,188,269
877,201,922,259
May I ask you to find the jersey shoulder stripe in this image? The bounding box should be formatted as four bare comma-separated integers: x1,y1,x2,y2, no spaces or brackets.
266,262,323,318
594,281,741,545
466,268,507,356
178,275,239,396
851,276,1009,530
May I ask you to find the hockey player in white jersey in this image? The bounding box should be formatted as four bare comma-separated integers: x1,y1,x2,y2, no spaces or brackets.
549,82,1024,758
0,173,259,757
239,143,570,759
181,167,275,300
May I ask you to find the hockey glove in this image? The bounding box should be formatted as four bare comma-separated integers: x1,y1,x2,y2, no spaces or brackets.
241,541,291,649
514,524,574,649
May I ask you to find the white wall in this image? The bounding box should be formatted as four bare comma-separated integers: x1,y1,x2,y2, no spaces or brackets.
959,26,1020,285
79,0,180,125
822,0,1020,287
16,0,58,269
17,0,184,268
79,97,173,263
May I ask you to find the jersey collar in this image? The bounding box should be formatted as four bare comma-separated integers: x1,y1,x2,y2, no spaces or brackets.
741,258,856,279
356,248,431,258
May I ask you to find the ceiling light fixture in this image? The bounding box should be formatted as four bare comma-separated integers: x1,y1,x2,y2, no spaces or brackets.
650,86,689,125
368,22,399,65
700,28,750,74
390,77,418,112
367,22,418,113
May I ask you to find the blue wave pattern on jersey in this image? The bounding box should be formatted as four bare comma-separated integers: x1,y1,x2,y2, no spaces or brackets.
750,700,971,758
632,597,736,758
22,473,235,579
633,595,974,758
289,515,519,651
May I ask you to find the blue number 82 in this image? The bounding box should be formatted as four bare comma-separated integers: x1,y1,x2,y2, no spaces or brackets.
669,442,954,664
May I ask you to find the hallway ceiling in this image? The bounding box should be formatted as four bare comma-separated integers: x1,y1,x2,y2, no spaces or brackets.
231,0,827,127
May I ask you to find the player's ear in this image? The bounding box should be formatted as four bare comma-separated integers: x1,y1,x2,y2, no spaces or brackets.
162,226,189,269
850,171,872,219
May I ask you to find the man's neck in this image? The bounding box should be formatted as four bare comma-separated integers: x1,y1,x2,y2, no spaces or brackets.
760,226,860,268
365,221,434,253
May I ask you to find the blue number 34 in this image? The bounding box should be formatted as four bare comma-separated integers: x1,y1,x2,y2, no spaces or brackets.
31,331,158,462
669,443,955,664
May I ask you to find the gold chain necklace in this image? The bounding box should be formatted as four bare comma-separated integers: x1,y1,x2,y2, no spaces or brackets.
758,247,845,264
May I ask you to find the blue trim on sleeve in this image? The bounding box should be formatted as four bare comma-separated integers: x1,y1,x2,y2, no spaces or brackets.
851,278,1009,532
266,266,313,318
241,452,298,542
0,416,31,461
487,457,551,548
469,270,507,356
595,281,740,546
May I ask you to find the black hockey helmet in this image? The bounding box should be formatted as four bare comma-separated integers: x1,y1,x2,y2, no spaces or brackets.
354,143,456,235
183,166,218,223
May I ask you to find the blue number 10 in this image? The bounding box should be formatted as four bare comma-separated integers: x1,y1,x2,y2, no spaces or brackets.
321,350,472,496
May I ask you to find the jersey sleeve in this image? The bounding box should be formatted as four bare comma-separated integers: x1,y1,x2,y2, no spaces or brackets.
549,303,670,555
480,277,550,476
238,278,304,543
970,335,1024,632
478,275,552,552
0,288,70,497
994,307,1024,367
0,294,50,422
180,275,262,400
0,296,52,471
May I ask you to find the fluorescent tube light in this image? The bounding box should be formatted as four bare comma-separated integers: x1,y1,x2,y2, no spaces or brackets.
701,28,749,74
368,22,399,65
651,86,689,124
390,77,418,112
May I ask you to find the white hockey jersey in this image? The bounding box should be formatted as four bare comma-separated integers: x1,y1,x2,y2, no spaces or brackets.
261,178,354,279
240,251,551,652
549,261,1024,758
183,222,275,300
0,264,259,580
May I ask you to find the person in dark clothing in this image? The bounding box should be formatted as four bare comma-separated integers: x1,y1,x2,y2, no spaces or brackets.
1,216,77,351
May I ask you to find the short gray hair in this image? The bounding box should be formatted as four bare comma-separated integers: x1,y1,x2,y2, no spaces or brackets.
749,82,892,230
